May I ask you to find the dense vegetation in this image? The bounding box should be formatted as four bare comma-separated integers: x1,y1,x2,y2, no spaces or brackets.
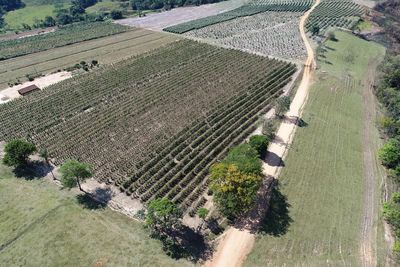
306,0,362,35
163,0,313,34
130,0,225,11
0,40,295,213
0,21,130,60
377,53,400,256
0,0,25,27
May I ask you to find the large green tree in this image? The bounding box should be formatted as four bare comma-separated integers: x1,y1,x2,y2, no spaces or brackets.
210,163,261,219
379,138,400,168
59,160,92,191
223,144,261,175
146,198,182,236
2,139,36,167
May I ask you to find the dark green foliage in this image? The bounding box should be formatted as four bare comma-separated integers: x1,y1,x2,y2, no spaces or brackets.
386,70,400,89
59,159,92,191
110,10,123,20
3,139,36,167
379,138,400,168
383,192,400,254
0,0,25,12
311,25,320,35
249,134,270,157
222,143,261,175
130,0,224,11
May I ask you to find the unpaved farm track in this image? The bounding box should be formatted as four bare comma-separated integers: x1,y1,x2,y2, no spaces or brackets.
204,1,320,266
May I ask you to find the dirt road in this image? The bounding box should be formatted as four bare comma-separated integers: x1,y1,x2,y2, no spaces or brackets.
204,1,320,266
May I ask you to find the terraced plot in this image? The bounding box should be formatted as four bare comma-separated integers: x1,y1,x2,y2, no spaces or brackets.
185,11,307,60
0,29,178,89
0,40,295,213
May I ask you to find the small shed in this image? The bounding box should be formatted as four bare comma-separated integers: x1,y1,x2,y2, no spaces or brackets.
18,84,40,96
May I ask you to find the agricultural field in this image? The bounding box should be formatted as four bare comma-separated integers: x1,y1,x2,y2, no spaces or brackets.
116,0,245,31
163,0,313,33
306,0,363,35
0,22,130,60
0,40,296,214
4,0,71,30
184,11,307,60
0,162,193,266
245,31,386,266
0,29,178,89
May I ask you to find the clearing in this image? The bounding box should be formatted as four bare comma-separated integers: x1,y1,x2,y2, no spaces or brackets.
245,31,386,267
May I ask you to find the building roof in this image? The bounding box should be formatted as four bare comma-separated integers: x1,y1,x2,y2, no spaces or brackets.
18,84,40,95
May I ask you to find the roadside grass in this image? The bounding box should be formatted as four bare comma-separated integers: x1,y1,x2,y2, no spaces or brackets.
0,163,193,266
245,31,385,266
0,29,178,88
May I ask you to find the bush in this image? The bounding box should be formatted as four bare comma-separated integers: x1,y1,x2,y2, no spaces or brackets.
222,144,261,175
249,135,270,157
110,10,123,20
379,138,400,168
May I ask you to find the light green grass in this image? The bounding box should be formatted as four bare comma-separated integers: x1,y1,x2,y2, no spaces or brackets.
4,5,57,29
86,1,121,14
245,31,385,266
0,163,193,266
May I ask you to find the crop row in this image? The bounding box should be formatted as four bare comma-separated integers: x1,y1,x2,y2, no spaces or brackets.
185,11,307,60
0,22,131,60
163,0,313,34
306,0,363,34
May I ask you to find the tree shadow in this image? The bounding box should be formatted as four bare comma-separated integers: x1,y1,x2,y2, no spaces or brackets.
259,182,292,236
264,151,285,167
325,45,336,50
297,118,308,127
158,225,212,262
12,160,54,180
92,187,114,203
76,194,107,210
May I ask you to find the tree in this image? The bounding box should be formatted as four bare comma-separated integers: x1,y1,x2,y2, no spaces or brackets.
59,160,92,191
210,163,261,219
197,207,209,232
379,138,400,168
43,16,56,27
311,25,320,36
262,118,276,139
223,144,261,175
3,139,36,167
275,96,291,117
146,198,182,236
110,10,123,19
249,135,270,157
327,31,337,41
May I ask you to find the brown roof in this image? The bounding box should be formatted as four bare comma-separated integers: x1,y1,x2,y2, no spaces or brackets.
18,84,40,95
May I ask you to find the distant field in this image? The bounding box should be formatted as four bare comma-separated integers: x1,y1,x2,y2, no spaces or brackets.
0,22,130,60
244,31,385,266
0,29,178,88
0,163,193,266
0,40,295,214
86,0,121,14
4,0,71,30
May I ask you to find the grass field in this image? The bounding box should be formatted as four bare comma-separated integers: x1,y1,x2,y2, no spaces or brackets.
244,31,385,266
0,29,178,88
0,163,193,266
86,0,121,14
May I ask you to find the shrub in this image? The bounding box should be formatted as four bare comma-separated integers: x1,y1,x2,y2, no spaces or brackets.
249,134,270,157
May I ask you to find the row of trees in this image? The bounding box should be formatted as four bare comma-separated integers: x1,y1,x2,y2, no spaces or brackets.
130,0,223,11
3,139,92,191
374,3,400,258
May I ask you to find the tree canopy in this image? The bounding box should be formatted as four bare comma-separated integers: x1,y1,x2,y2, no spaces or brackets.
59,159,92,191
210,163,261,219
275,96,291,117
222,144,261,175
2,139,36,167
379,138,400,168
249,134,270,157
146,198,182,236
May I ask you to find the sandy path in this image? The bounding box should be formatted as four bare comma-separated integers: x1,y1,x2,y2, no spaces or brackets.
203,1,320,266
0,71,71,104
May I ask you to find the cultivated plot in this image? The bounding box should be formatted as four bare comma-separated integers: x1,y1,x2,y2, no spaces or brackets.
0,40,296,214
184,11,307,60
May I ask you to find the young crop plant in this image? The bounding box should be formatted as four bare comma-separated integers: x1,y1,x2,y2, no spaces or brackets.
0,40,296,213
184,11,307,60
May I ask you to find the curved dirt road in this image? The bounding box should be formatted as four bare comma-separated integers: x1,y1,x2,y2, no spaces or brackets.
204,1,320,266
